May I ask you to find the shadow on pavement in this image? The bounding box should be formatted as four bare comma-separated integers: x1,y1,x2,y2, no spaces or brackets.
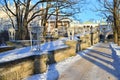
78,44,120,80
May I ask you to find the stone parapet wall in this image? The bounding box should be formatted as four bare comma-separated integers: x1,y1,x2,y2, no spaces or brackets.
0,41,77,80
0,54,49,80
79,34,91,50
85,34,91,47
34,54,48,74
93,32,99,44
0,56,34,80
77,32,99,50
47,41,77,64
0,32,99,80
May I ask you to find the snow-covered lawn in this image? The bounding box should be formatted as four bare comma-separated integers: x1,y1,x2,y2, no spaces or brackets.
110,43,120,74
110,43,120,56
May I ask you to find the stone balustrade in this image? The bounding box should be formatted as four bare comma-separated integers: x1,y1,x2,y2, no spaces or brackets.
0,32,99,80
0,56,34,80
0,41,76,80
77,31,99,50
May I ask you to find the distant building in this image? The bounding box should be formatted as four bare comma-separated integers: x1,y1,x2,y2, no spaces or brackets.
72,21,99,34
46,17,72,36
99,22,112,35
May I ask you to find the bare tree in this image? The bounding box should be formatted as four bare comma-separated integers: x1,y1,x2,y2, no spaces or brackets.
1,6,15,29
0,0,48,40
0,0,84,40
97,0,120,45
41,0,85,36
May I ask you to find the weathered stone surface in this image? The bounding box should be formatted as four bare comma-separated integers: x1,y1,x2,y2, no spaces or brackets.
76,32,99,50
0,54,49,80
34,54,48,74
0,56,35,80
47,41,77,64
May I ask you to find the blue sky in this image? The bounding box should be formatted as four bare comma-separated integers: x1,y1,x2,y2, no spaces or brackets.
7,0,103,22
77,0,103,22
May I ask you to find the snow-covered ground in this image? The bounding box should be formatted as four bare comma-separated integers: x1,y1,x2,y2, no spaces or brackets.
23,44,94,80
110,43,120,56
110,43,120,74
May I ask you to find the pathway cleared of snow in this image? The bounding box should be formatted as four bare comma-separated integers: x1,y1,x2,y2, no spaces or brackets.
58,43,120,80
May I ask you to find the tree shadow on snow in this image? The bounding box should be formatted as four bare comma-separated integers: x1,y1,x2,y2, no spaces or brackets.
78,46,120,80
46,64,59,80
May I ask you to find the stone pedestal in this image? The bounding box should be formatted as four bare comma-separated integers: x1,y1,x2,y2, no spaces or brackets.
34,54,48,74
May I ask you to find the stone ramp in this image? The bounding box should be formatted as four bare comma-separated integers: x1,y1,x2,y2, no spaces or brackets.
58,43,120,80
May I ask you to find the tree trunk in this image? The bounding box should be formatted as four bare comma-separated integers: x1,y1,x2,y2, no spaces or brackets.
43,20,47,37
42,2,49,38
117,28,120,46
113,30,118,44
22,22,29,40
16,21,23,40
113,0,117,44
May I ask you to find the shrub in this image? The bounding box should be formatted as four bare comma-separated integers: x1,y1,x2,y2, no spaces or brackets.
0,30,9,45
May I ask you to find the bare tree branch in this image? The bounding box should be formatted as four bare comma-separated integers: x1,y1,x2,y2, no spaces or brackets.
4,0,16,16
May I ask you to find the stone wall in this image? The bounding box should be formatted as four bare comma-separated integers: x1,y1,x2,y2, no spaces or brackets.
0,32,100,80
0,41,77,80
79,34,91,50
0,56,34,80
93,31,99,45
0,54,49,80
47,41,77,64
77,32,99,50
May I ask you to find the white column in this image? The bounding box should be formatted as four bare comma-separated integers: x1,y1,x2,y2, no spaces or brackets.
29,31,33,51
67,29,70,40
39,20,41,26
72,28,74,40
48,19,51,32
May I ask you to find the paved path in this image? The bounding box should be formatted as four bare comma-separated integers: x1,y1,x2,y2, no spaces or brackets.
58,43,120,80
